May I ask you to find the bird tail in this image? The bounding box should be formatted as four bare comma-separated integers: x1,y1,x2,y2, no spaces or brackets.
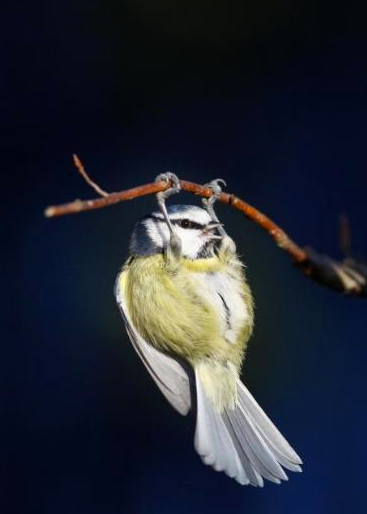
194,365,302,486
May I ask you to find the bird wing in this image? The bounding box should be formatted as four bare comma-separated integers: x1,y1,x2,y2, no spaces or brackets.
115,270,192,416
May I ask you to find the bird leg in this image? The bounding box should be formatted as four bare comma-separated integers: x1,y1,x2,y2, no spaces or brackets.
155,172,182,259
203,179,237,256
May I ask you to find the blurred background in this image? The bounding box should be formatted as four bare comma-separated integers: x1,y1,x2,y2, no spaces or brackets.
3,1,367,513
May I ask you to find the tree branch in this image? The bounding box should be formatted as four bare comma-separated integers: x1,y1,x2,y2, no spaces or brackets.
44,156,367,297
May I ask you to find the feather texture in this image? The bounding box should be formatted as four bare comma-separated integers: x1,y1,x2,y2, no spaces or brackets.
117,253,253,368
195,364,302,486
116,271,191,415
236,381,302,470
194,369,249,485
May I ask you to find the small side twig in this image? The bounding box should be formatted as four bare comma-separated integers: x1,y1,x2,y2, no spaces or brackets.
44,156,367,297
72,154,109,197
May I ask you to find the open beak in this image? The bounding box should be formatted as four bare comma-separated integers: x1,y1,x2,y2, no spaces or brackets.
204,222,224,241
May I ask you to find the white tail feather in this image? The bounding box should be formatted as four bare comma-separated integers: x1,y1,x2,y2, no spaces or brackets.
237,381,302,468
194,370,302,486
194,371,249,485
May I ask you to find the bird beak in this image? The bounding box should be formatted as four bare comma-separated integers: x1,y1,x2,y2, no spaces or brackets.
206,222,223,231
208,234,223,241
204,222,224,241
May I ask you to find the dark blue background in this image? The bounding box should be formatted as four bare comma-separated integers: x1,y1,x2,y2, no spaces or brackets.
3,1,367,513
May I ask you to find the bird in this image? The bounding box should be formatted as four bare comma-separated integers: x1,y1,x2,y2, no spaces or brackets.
115,173,302,486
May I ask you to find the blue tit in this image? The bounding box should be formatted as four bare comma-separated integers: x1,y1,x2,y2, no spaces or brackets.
115,174,302,486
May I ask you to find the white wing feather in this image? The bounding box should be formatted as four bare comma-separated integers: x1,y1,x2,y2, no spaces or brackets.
116,274,191,416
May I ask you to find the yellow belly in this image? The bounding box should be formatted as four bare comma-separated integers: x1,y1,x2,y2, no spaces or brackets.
117,253,254,371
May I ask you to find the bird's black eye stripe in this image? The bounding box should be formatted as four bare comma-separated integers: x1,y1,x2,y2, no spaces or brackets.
146,214,205,230
174,219,204,230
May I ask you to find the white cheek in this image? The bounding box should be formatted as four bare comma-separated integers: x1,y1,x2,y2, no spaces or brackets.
176,228,205,259
147,222,207,258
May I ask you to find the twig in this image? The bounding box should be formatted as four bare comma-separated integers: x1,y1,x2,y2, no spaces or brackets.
44,156,367,297
45,157,307,262
72,154,109,197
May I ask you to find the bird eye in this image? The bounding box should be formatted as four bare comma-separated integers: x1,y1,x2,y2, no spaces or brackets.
180,219,191,229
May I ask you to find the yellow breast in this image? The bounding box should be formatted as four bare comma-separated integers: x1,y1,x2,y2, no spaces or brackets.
117,253,253,370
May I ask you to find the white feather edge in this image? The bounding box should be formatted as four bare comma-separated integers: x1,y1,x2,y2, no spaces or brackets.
194,371,249,485
116,272,191,416
194,369,303,486
236,381,303,468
